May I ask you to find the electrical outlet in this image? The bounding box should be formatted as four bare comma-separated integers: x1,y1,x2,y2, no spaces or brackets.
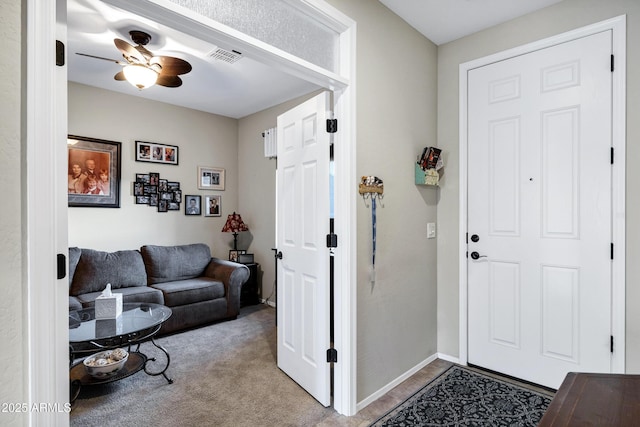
427,222,436,239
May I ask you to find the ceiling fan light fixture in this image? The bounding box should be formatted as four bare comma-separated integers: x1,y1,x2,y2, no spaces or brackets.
123,64,158,89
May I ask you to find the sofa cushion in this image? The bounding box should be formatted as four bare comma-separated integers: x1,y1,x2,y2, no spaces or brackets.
68,247,82,288
151,277,224,307
76,286,164,308
141,244,212,285
70,249,147,296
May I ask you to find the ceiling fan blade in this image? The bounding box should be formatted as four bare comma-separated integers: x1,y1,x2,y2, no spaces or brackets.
114,38,144,63
114,71,126,81
156,75,183,88
150,56,192,76
76,52,126,65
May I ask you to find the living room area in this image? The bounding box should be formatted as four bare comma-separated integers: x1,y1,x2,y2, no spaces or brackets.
64,0,357,421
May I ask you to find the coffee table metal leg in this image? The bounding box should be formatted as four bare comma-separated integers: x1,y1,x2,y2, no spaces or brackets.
143,337,173,384
70,379,82,404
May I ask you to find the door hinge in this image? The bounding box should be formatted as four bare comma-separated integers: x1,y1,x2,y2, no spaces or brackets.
57,253,67,280
611,243,614,260
326,233,338,248
611,335,614,353
611,147,614,165
326,119,338,134
327,348,337,363
611,54,614,72
56,40,65,66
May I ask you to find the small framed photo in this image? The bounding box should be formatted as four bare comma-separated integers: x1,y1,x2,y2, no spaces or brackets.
143,184,157,195
229,249,246,262
136,141,179,165
185,195,201,215
67,135,121,208
204,195,222,217
136,196,150,204
135,173,150,183
158,200,168,212
198,166,225,191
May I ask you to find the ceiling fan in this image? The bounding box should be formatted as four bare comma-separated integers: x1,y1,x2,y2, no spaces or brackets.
76,30,192,90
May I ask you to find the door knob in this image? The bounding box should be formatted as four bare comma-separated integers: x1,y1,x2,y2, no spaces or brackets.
470,251,486,260
470,234,480,243
275,251,283,260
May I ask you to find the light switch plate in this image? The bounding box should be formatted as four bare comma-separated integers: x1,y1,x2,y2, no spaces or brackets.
427,222,436,239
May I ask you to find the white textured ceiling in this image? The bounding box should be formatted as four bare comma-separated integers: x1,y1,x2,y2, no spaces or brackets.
379,0,565,45
66,0,319,119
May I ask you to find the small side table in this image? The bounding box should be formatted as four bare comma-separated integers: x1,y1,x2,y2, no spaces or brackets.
240,262,260,306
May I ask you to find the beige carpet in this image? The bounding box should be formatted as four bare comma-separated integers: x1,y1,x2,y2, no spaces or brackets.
70,305,341,427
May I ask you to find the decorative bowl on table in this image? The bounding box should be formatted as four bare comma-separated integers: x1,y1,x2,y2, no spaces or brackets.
83,348,129,378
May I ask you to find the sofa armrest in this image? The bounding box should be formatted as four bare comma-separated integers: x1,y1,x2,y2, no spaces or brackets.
203,258,250,317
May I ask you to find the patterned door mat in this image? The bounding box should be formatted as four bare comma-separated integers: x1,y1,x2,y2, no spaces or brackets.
370,365,554,426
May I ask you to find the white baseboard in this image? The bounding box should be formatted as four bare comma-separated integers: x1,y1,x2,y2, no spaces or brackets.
260,299,276,308
437,353,460,364
356,353,438,412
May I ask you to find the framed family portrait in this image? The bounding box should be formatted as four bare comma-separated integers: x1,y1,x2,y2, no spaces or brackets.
67,135,121,208
184,195,201,215
197,166,225,190
204,195,222,217
135,140,179,165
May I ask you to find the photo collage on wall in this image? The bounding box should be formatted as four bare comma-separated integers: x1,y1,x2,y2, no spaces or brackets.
133,172,182,213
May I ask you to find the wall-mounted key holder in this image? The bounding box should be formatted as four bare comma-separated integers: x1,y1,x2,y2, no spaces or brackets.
359,176,383,283
359,175,384,206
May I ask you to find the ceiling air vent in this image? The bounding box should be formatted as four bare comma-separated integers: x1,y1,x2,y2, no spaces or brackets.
207,48,243,64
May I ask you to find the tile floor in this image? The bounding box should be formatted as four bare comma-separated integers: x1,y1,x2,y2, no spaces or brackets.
318,358,454,426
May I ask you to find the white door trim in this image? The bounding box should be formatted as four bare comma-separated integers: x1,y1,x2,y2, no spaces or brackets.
27,0,70,425
459,15,626,373
32,0,358,420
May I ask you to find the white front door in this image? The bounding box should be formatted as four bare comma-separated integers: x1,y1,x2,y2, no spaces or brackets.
467,31,613,389
276,91,332,406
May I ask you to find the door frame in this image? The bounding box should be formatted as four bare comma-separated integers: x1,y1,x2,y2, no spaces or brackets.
459,16,626,374
29,0,358,420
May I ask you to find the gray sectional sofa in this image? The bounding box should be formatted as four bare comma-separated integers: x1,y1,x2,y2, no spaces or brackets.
68,243,250,334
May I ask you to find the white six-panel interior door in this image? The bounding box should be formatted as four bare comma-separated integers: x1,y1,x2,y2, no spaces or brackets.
276,91,332,406
466,30,614,389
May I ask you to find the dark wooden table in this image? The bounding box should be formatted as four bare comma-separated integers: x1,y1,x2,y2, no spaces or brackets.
539,372,640,426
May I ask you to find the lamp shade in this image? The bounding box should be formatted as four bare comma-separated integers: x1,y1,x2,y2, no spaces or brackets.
221,212,248,252
221,212,249,233
123,64,158,89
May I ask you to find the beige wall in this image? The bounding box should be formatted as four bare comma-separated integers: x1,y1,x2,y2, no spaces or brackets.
436,0,640,372
327,0,439,401
68,83,240,254
0,0,26,425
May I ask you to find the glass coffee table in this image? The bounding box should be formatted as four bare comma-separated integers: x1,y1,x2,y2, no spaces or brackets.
69,303,174,402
